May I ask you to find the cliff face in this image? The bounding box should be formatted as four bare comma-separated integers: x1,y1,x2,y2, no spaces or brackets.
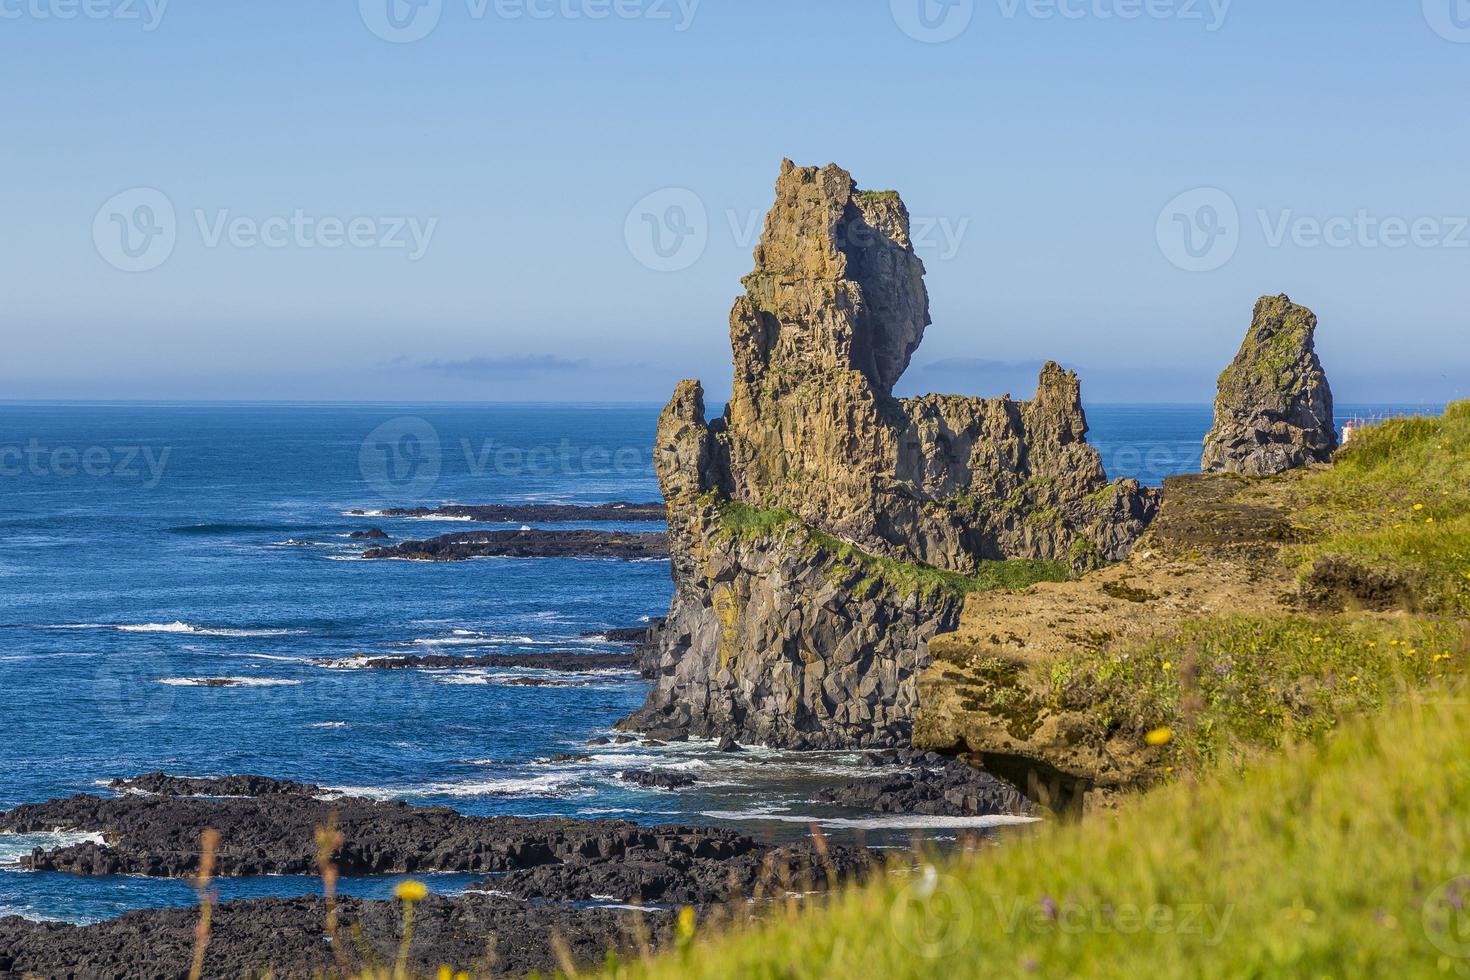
1201,294,1338,476
621,161,1159,749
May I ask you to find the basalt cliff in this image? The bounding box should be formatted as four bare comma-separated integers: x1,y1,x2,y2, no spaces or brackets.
620,161,1159,749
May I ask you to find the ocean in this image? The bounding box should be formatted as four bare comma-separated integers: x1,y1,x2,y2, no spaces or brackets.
0,401,1431,923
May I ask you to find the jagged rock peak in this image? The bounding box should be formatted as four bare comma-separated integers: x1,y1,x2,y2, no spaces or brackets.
1202,294,1338,476
737,160,930,398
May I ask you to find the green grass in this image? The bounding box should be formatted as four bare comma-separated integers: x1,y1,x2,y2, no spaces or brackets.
1287,401,1470,612
1047,614,1468,777
713,499,1069,599
600,686,1470,979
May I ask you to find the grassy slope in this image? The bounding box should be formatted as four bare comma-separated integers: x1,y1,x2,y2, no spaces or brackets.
1039,404,1470,778
600,408,1470,979
605,688,1470,979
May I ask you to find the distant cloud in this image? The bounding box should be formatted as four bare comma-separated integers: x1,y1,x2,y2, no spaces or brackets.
413,354,588,377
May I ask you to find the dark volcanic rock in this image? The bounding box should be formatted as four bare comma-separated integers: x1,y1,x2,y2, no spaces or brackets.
353,501,666,523
348,527,390,539
0,781,868,903
817,752,1033,817
317,651,636,672
362,529,668,562
109,772,323,797
619,769,697,790
490,838,869,906
0,894,673,979
1202,294,1338,476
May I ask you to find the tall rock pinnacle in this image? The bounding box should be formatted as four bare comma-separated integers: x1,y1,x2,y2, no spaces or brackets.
1202,294,1338,476
621,161,1161,750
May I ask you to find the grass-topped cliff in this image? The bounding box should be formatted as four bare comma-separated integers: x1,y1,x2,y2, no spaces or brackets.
914,404,1470,805
592,406,1470,980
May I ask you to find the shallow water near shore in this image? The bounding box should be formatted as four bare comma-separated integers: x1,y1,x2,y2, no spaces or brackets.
0,401,1431,923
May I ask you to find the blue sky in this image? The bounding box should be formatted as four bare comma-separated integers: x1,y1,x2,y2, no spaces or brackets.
2,0,1467,404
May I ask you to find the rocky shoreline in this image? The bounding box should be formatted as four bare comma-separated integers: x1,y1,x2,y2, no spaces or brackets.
0,894,674,978
0,773,894,975
350,502,666,523
3,777,869,891
361,529,668,562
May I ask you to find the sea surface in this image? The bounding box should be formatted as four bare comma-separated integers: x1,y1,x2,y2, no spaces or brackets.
0,401,1433,923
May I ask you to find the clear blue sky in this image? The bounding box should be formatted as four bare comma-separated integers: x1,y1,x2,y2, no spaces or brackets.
3,0,1467,404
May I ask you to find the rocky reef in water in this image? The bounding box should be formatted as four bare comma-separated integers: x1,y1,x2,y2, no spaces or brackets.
1202,294,1338,476
620,160,1159,749
361,529,668,561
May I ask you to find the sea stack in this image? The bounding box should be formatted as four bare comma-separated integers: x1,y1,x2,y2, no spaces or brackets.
620,160,1159,749
1202,294,1338,476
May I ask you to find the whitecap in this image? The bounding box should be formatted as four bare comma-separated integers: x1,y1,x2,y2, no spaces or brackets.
95,622,302,638
700,810,1041,831
0,831,104,866
309,721,349,730
323,772,590,801
159,677,302,688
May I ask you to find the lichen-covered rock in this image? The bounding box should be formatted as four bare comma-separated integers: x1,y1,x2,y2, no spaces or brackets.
1202,294,1338,476
621,161,1160,749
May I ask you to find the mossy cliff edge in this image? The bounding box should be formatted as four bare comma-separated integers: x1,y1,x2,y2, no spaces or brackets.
620,162,1157,748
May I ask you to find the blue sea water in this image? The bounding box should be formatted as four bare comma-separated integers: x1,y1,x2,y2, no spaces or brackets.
0,401,1433,923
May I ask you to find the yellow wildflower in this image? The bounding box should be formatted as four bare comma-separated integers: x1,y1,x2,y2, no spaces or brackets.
1414,503,1425,511
1161,661,1173,671
394,880,428,903
677,905,698,941
1145,727,1173,746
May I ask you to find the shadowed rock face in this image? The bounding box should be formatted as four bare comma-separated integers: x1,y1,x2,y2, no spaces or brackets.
1202,294,1338,476
621,161,1159,749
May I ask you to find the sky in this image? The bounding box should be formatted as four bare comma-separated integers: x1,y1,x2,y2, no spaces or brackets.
2,0,1467,404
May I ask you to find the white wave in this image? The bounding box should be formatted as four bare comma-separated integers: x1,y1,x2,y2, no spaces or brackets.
700,810,1041,831
67,621,306,638
0,831,104,866
159,677,302,688
410,633,534,646
324,772,590,801
310,721,349,729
